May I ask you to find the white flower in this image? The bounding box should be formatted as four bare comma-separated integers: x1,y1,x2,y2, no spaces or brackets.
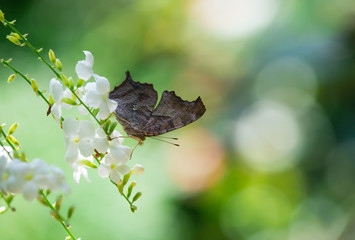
94,129,124,154
0,156,9,192
6,159,49,201
63,118,95,163
75,51,94,81
85,74,118,120
70,154,93,184
49,79,72,121
98,153,130,184
131,164,144,175
47,166,71,194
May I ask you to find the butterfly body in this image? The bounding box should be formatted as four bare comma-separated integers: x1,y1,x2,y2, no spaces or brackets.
109,71,206,142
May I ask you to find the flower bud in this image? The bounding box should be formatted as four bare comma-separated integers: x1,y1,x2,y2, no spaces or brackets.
61,75,70,88
68,77,74,90
122,173,131,186
7,135,20,146
130,205,137,213
48,93,55,105
117,180,124,194
50,211,61,222
10,32,21,40
55,195,63,211
6,35,20,46
8,122,17,135
77,78,85,88
48,49,56,65
108,122,118,135
55,58,63,71
37,48,43,53
62,97,77,106
79,160,97,168
126,181,136,199
7,73,16,83
67,206,75,220
30,79,39,95
132,192,142,203
131,164,144,175
0,9,4,23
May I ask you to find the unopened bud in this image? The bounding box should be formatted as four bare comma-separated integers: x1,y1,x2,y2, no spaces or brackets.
8,123,17,135
117,180,124,194
6,35,20,46
0,10,4,23
62,97,77,106
77,78,85,88
131,164,144,175
130,205,137,213
7,135,20,146
61,75,69,87
68,77,74,90
132,192,142,203
55,58,62,71
50,211,61,222
67,206,75,220
79,160,97,168
48,94,55,105
122,173,131,186
55,195,63,211
126,181,136,199
7,73,16,83
10,32,21,40
37,48,43,53
108,122,118,135
48,49,56,64
30,79,39,95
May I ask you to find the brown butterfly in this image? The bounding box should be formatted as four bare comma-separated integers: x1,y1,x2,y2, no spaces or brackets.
109,71,206,147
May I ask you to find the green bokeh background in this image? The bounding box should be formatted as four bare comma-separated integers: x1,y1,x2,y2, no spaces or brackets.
1,0,355,239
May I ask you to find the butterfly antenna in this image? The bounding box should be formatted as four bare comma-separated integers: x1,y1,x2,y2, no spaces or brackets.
150,137,180,146
154,136,178,140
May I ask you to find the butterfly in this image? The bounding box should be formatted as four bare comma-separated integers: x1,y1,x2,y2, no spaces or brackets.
109,71,206,146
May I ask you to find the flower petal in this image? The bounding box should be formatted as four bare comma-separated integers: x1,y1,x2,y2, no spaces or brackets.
79,120,95,139
110,170,121,184
22,182,39,201
63,118,80,137
83,51,94,67
85,90,102,108
107,99,118,114
49,78,63,102
98,102,110,120
94,74,110,94
98,164,110,178
117,164,130,175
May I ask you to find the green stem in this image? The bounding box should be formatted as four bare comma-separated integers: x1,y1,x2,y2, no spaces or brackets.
41,192,77,240
93,157,133,207
0,191,13,210
3,19,107,132
0,140,12,159
4,19,60,79
0,127,16,151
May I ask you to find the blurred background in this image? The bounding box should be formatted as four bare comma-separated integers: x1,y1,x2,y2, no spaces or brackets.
1,0,355,239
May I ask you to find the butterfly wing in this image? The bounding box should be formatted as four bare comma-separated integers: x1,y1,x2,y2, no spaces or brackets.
142,91,206,136
109,71,158,134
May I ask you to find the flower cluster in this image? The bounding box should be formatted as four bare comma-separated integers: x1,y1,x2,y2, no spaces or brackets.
48,51,144,184
0,150,70,201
